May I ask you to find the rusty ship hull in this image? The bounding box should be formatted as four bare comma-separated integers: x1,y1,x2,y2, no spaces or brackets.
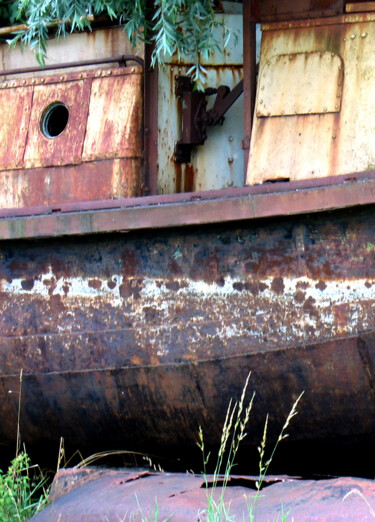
1,199,375,470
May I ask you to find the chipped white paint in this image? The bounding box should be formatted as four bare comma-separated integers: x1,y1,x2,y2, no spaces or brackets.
2,272,375,307
1,271,375,345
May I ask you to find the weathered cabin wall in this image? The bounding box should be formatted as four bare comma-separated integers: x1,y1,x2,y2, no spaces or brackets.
0,27,144,210
0,26,142,76
248,12,375,184
157,13,244,194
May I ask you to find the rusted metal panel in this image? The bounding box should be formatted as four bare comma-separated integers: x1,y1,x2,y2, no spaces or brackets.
257,0,344,21
24,80,91,168
0,66,143,209
83,72,143,161
1,205,375,472
30,470,375,521
247,14,375,184
346,1,375,12
0,171,375,239
0,160,142,210
257,52,343,117
0,86,33,170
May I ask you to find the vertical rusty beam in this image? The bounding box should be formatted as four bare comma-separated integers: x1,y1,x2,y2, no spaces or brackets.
143,2,159,196
242,0,258,183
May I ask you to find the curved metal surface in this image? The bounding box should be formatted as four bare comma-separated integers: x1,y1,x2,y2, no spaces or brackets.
1,204,375,469
30,469,375,522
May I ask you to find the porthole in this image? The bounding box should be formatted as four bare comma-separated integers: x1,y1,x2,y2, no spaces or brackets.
40,102,69,138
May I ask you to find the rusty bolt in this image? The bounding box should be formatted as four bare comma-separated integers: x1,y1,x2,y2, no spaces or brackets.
350,34,356,39
228,157,234,164
361,32,367,38
332,135,336,139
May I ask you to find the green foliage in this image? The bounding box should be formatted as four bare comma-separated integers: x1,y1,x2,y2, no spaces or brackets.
0,451,49,521
3,0,234,86
0,1,18,25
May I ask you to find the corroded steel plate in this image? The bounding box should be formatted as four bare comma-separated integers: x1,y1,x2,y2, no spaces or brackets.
257,52,343,117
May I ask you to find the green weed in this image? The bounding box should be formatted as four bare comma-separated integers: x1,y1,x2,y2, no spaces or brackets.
197,373,303,522
0,451,49,521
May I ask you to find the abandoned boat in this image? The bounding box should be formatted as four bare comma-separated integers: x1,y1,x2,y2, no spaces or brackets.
1,0,375,474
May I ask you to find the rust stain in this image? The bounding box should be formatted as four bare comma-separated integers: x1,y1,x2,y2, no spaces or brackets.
184,163,195,192
0,67,143,210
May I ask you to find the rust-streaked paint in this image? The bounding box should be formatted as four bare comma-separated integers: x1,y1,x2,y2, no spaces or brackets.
258,0,343,21
0,172,375,239
0,86,33,170
0,160,142,210
1,204,375,468
0,66,143,209
248,14,375,184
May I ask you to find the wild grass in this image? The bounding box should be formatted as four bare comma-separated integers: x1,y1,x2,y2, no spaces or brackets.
197,373,304,522
0,369,50,521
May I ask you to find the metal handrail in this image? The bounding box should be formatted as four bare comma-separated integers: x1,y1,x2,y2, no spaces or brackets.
0,55,144,76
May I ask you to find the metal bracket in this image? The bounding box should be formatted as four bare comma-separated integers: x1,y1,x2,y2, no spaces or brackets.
174,76,244,164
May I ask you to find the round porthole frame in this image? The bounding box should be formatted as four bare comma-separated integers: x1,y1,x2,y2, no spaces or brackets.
40,102,69,139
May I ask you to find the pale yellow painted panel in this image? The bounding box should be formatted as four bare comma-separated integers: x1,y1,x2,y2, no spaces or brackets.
247,18,375,185
257,52,343,117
